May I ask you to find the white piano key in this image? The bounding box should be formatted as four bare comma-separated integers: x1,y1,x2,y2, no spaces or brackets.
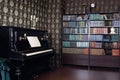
25,49,53,56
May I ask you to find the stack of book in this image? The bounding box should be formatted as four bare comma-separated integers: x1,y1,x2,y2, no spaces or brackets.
89,35,103,41
62,48,88,54
63,15,77,21
112,20,120,27
77,21,86,27
88,14,106,20
88,21,105,27
111,34,119,41
90,42,102,48
90,28,108,34
112,42,119,48
90,49,105,55
112,49,120,56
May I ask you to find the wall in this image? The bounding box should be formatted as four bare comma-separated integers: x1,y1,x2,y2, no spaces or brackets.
43,0,62,66
0,0,42,29
63,0,120,14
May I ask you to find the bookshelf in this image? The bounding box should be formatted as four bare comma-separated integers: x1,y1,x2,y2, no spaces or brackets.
62,12,120,68
62,14,90,66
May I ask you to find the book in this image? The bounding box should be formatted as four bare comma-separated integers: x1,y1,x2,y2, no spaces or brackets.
88,14,105,20
62,48,88,54
112,49,120,56
90,49,105,55
89,21,105,27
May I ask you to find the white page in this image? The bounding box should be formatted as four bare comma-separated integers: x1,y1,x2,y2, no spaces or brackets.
27,36,41,47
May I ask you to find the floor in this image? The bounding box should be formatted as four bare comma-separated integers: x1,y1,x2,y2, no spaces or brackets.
36,66,120,80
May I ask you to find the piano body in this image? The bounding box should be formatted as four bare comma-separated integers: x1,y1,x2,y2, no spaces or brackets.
0,26,54,80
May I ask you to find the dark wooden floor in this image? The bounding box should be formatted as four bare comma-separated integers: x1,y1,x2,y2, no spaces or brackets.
35,66,120,80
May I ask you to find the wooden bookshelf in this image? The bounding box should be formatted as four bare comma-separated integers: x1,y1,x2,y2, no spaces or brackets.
62,12,120,68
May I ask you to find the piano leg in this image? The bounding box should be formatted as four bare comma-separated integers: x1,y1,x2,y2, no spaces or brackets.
15,67,21,80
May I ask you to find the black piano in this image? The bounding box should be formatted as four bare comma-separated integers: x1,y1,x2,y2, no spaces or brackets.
0,26,55,80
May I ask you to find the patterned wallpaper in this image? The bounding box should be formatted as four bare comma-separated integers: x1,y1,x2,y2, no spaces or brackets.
63,0,120,14
0,0,48,29
44,0,62,66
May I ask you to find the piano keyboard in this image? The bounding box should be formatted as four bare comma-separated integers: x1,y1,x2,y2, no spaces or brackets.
25,49,53,56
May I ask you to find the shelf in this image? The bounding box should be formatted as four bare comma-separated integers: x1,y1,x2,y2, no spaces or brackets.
63,20,87,22
62,54,89,66
62,54,120,68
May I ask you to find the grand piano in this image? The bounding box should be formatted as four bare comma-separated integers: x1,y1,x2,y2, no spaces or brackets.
0,26,55,80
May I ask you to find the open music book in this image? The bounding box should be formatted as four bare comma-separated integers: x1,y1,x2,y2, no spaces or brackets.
27,36,41,47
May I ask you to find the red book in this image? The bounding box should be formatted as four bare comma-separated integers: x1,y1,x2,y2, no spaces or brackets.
112,49,120,56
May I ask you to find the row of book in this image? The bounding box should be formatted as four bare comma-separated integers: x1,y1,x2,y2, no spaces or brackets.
62,35,88,41
63,15,77,21
63,13,120,21
62,41,120,48
63,27,119,34
63,21,105,27
113,13,120,20
62,48,88,54
88,14,107,20
90,42,120,48
63,14,106,21
90,27,119,34
103,42,120,48
90,49,120,56
88,21,105,27
62,48,120,56
89,49,105,55
89,35,103,41
63,21,87,27
77,21,87,27
89,35,119,41
112,42,120,48
112,49,120,56
90,28,108,34
63,28,88,34
62,34,119,42
62,41,89,48
63,15,88,21
112,20,120,27
101,35,119,41
104,49,120,56
90,42,102,48
63,20,120,27
111,34,119,41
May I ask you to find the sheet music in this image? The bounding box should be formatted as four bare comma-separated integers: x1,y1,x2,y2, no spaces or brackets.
27,36,41,47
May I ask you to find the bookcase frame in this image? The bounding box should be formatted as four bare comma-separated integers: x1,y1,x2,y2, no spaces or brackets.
61,12,120,68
